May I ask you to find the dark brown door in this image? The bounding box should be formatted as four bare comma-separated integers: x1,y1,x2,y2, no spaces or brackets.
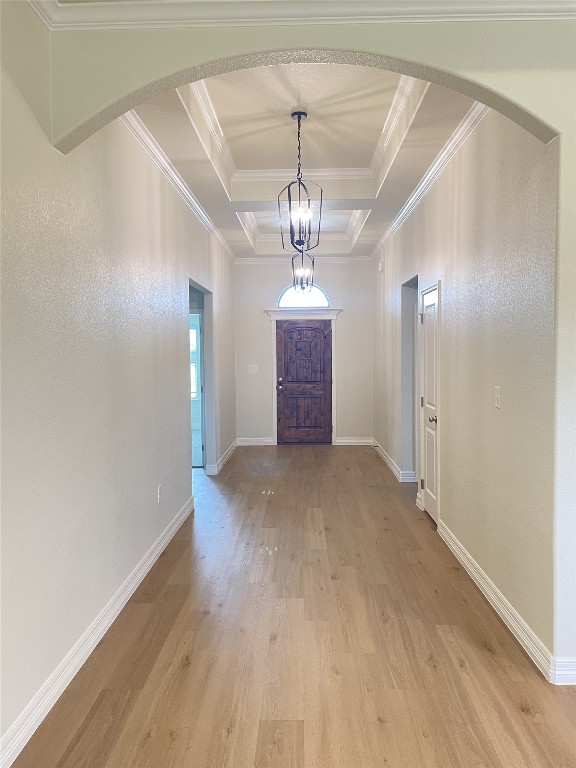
276,319,332,444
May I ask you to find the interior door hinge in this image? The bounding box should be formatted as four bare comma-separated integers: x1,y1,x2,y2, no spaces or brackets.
421,396,424,407
419,312,424,324
420,479,425,490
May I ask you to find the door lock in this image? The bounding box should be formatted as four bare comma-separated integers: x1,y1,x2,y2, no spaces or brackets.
276,377,283,391
428,415,437,423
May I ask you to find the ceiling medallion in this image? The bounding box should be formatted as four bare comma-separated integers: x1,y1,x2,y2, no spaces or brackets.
278,111,323,291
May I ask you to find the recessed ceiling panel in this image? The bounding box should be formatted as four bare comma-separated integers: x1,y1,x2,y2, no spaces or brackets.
204,64,402,171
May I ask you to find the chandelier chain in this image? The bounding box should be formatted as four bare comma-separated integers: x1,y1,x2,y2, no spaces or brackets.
297,115,302,181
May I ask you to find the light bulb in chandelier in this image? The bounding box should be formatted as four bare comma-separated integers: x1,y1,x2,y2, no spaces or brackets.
291,206,312,225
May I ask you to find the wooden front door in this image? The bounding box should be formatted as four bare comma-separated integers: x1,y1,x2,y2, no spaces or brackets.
276,319,332,444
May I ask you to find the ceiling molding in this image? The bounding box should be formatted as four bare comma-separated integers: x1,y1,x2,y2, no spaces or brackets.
346,209,371,247
189,82,237,180
120,111,235,259
28,1,576,31
370,76,415,177
371,77,430,195
372,101,490,256
235,255,373,265
237,211,259,249
233,168,374,182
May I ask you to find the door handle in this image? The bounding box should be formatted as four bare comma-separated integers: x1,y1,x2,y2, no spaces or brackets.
428,416,437,423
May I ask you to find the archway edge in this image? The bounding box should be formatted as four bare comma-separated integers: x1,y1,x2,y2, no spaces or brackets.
54,47,559,154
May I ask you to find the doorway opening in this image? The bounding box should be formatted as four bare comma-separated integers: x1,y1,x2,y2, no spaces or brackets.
401,276,419,490
189,285,205,468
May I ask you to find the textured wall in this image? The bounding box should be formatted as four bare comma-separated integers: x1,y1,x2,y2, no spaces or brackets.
0,68,236,735
373,109,557,650
233,261,374,443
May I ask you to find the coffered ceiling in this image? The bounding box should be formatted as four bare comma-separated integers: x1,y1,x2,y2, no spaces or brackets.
131,63,478,262
26,1,571,264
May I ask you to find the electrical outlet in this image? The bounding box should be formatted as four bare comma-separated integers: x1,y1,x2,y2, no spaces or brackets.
157,484,162,504
494,386,501,409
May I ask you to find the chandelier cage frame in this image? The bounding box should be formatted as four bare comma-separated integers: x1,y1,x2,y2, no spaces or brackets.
292,249,315,291
277,111,323,291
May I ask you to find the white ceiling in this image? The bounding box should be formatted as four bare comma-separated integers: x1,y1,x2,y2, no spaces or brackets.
202,66,402,171
133,63,477,262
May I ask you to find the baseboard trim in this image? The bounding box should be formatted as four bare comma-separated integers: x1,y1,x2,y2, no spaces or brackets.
373,442,417,483
415,491,425,511
204,440,237,475
550,657,576,685
0,497,194,768
236,438,275,446
437,521,576,685
333,437,375,445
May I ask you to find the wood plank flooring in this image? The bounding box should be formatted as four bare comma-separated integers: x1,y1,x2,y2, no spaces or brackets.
13,446,576,767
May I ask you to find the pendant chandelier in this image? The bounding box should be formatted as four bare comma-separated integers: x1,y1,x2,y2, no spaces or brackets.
277,111,323,290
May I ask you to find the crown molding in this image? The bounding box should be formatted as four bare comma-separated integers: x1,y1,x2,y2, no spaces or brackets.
237,211,259,249
233,168,374,183
372,101,490,256
28,1,576,31
370,76,415,178
120,111,234,259
371,77,430,195
346,209,371,247
189,82,237,180
235,255,372,265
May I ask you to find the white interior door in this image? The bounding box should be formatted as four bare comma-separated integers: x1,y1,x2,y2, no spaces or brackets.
421,286,439,522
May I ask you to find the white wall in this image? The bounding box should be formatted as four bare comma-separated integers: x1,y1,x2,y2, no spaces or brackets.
374,109,557,650
0,67,236,736
233,261,374,443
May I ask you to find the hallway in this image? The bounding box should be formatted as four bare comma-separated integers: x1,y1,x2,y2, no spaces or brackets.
13,447,576,768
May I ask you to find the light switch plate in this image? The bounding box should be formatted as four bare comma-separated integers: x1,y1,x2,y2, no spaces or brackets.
494,385,501,409
247,364,258,374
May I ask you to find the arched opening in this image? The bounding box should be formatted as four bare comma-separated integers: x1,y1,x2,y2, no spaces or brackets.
54,50,557,154
277,284,330,309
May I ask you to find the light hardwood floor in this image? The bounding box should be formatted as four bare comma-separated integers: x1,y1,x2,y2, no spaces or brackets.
14,446,576,767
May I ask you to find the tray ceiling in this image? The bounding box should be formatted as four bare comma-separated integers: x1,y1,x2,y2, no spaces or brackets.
132,62,480,261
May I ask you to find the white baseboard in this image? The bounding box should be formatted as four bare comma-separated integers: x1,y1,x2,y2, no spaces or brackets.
333,437,375,445
438,521,576,685
236,438,275,446
550,657,576,685
416,491,425,511
205,440,237,475
0,497,194,768
373,442,418,482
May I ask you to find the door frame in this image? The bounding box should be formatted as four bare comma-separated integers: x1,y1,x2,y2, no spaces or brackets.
417,281,441,521
189,310,205,468
189,279,215,472
265,308,342,445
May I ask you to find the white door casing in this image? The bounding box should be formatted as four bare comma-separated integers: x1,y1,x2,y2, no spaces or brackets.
420,284,440,522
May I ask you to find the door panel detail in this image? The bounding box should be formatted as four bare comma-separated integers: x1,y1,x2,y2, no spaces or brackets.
276,319,332,444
